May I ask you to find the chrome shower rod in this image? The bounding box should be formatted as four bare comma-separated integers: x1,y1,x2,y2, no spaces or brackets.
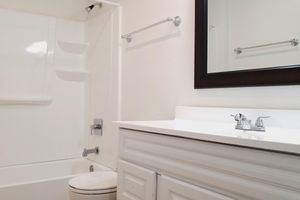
95,0,120,7
121,16,182,43
234,38,299,54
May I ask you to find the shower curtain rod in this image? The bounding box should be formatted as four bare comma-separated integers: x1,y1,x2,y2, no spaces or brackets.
95,0,120,7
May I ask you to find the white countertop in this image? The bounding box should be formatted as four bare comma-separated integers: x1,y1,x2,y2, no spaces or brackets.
117,119,300,155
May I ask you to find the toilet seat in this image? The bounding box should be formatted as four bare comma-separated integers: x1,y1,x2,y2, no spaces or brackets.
69,186,117,195
69,171,117,195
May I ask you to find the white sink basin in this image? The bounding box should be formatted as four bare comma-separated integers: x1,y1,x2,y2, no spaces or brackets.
117,106,300,154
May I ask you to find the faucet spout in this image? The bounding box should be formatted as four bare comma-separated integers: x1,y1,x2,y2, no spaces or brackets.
82,147,99,157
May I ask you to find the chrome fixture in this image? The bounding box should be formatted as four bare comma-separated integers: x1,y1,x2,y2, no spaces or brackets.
231,113,271,132
231,113,252,130
85,2,102,13
82,147,99,157
91,118,103,136
234,38,299,54
121,16,182,43
89,165,94,172
254,116,271,132
95,0,120,7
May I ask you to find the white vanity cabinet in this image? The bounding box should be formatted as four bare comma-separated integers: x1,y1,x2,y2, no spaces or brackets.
117,128,300,200
158,175,234,200
118,160,156,200
118,160,232,200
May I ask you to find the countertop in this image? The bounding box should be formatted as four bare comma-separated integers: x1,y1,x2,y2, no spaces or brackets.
116,119,300,155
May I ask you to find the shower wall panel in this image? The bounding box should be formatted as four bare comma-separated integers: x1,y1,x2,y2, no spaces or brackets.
0,8,86,167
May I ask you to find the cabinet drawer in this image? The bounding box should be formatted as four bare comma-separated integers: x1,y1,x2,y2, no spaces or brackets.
119,128,300,200
158,175,234,200
118,160,156,200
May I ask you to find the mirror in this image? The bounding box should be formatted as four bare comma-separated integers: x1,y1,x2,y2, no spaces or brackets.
195,0,300,88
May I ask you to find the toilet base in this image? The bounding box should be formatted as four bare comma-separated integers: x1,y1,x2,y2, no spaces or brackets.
69,191,116,200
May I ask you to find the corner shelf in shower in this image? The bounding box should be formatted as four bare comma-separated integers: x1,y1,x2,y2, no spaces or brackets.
56,69,89,82
57,40,89,55
0,96,53,105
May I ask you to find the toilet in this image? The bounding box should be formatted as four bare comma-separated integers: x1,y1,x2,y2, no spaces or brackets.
68,171,117,200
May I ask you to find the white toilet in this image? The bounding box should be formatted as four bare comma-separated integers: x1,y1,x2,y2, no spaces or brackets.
68,171,117,200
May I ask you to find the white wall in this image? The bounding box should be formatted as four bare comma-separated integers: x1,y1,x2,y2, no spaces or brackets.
120,0,300,121
0,9,86,167
85,4,120,169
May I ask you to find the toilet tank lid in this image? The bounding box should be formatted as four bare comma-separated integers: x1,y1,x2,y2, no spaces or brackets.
69,171,117,190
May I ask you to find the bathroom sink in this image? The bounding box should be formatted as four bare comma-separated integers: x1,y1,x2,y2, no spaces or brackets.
116,106,300,154
117,119,300,154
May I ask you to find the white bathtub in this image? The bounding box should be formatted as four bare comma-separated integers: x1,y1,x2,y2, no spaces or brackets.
0,159,112,200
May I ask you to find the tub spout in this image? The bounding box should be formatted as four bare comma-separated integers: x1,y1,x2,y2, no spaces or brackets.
82,147,99,157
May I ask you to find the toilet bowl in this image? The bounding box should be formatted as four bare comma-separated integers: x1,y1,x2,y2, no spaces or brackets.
68,171,117,200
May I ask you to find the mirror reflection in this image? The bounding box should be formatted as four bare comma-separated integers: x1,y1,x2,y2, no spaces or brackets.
208,0,300,73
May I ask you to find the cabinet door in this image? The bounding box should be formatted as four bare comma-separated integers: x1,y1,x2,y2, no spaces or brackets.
118,160,156,200
158,175,234,200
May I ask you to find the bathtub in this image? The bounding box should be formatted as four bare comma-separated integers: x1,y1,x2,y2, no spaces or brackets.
0,158,112,200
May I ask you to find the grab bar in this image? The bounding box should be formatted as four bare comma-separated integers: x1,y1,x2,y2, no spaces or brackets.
234,38,299,54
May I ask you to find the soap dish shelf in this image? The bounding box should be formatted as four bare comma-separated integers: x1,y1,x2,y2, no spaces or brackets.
0,97,53,105
56,69,89,82
57,40,89,55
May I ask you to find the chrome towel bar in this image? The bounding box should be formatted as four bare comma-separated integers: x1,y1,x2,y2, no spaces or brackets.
234,38,299,54
121,16,181,43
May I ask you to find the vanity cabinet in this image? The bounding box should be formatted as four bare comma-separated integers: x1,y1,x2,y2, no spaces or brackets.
118,160,156,200
158,175,233,200
117,128,300,200
118,160,231,200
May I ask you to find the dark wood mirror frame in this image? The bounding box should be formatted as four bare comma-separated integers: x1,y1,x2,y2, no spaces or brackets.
195,0,300,89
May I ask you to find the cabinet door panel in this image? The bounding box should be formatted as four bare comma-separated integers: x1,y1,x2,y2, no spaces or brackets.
158,175,234,200
119,129,300,199
118,160,156,200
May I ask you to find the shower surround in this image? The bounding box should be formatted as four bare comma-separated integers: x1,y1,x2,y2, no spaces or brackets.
0,1,120,199
0,8,86,167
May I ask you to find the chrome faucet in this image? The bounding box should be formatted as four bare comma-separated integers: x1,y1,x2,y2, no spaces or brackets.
82,147,99,157
231,113,270,132
254,116,271,132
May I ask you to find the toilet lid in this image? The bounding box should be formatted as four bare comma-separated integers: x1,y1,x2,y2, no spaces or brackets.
69,171,117,191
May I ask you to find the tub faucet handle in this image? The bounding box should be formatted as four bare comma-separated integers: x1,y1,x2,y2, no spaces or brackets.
91,119,103,136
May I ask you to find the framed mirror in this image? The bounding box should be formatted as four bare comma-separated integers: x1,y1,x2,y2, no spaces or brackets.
195,0,300,88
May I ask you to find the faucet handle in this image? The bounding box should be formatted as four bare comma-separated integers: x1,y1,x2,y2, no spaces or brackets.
91,119,103,136
255,116,271,127
231,113,247,122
